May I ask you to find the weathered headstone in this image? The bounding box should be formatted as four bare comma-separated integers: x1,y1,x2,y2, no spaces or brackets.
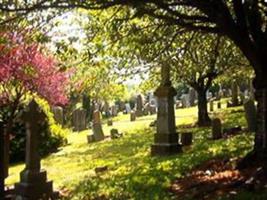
15,100,54,199
151,65,181,156
188,88,196,107
52,106,64,125
107,119,113,126
180,132,193,146
217,101,221,109
244,99,257,132
125,103,131,114
72,108,87,132
130,111,136,121
143,103,150,116
209,100,214,112
110,129,123,139
149,105,157,115
212,118,222,140
92,111,105,141
111,105,118,117
136,95,143,117
180,94,188,108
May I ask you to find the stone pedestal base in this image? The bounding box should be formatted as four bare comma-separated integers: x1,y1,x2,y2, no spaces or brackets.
15,170,53,200
151,133,182,156
151,143,182,156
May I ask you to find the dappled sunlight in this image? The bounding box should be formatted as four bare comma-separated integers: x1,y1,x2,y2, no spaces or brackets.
6,106,255,199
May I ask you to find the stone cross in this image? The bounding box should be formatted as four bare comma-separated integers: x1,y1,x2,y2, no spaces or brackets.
15,100,54,199
23,100,46,172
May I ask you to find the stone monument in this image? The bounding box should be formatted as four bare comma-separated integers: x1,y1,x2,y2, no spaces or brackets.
15,100,54,199
92,111,105,141
151,65,181,156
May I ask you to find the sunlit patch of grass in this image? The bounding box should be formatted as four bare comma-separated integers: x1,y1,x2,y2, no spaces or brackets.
6,104,256,200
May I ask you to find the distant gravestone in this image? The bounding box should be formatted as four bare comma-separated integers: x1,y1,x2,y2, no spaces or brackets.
72,108,87,132
212,118,222,140
180,132,193,146
136,95,143,117
180,94,188,108
217,101,221,109
149,105,157,115
52,106,64,125
111,105,118,117
143,103,150,116
209,100,214,112
125,103,131,114
130,111,136,121
15,100,54,199
92,111,105,141
110,129,123,139
107,119,113,126
244,99,257,132
188,88,196,107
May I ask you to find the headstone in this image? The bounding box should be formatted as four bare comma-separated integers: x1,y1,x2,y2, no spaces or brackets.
143,103,150,116
151,65,181,156
125,103,131,114
136,95,144,117
175,100,182,109
87,134,95,143
15,100,54,199
244,99,257,132
188,88,196,107
52,106,64,125
212,118,222,140
209,100,214,112
110,129,123,139
180,94,188,108
107,119,113,126
111,105,118,117
130,111,136,121
72,108,87,132
180,132,193,146
217,101,221,109
92,111,105,141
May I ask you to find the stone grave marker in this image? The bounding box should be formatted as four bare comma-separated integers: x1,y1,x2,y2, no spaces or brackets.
136,94,144,117
180,132,193,146
210,100,214,112
130,111,136,121
72,108,87,132
52,106,64,125
212,118,222,140
15,100,54,199
217,101,221,109
92,111,105,141
107,119,113,126
188,88,196,107
110,129,123,139
111,105,118,117
125,103,131,114
244,99,257,132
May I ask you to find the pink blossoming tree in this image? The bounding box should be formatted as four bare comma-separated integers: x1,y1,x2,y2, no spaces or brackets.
0,31,69,130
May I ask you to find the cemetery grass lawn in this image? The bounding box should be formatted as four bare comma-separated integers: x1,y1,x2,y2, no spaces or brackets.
6,102,263,200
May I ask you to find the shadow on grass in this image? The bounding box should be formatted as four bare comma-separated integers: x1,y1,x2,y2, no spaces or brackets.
65,122,253,200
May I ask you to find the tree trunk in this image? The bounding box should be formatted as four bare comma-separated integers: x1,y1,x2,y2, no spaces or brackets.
0,123,5,199
197,89,211,127
254,88,267,156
